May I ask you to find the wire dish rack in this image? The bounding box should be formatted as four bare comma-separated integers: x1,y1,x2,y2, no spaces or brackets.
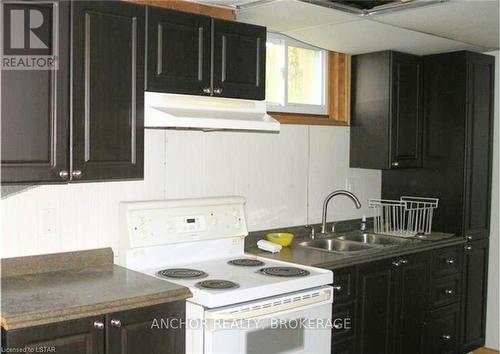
369,196,439,237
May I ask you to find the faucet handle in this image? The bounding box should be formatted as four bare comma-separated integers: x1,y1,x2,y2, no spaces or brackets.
310,227,315,239
331,223,336,233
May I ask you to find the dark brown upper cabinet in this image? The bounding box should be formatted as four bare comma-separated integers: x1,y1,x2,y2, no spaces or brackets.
145,9,266,100
72,1,145,181
350,51,423,170
212,19,266,100
382,51,494,240
1,1,70,183
146,7,211,95
1,1,145,184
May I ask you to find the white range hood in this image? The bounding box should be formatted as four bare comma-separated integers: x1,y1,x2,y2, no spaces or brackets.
145,92,280,132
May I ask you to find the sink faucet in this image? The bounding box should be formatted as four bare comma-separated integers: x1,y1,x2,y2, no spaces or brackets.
321,190,362,234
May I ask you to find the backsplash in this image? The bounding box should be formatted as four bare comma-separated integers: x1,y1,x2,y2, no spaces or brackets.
0,125,380,258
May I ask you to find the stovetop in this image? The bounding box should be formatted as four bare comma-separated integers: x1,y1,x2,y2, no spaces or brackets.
143,255,332,308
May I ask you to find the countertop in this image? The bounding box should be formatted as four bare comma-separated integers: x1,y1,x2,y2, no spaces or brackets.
246,226,465,270
0,248,191,330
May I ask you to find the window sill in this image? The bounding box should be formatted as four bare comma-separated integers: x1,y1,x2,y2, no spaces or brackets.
269,112,349,126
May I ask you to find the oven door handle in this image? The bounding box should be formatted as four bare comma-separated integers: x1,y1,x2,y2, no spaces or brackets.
205,287,333,321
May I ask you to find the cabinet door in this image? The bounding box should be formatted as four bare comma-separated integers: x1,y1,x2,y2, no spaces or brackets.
393,252,430,354
72,1,144,181
390,52,423,169
212,19,266,100
146,7,211,96
463,53,494,241
356,258,397,354
461,239,489,352
1,1,70,183
426,304,460,354
2,316,104,354
107,301,185,354
331,266,356,304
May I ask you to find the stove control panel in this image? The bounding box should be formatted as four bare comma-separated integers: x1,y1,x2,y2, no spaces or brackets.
119,197,248,248
176,216,206,233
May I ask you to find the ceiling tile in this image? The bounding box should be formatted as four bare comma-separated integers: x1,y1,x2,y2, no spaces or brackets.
236,0,358,32
284,19,484,55
372,0,499,49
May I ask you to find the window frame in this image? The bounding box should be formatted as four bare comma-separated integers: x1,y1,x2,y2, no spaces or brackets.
266,32,329,116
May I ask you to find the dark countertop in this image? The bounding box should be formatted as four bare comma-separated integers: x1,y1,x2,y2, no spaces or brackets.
1,249,191,330
246,224,465,270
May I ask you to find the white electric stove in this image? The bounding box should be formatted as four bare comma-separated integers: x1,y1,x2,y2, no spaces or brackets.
116,196,333,354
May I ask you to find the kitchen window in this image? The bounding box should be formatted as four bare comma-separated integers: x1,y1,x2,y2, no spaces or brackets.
266,33,328,115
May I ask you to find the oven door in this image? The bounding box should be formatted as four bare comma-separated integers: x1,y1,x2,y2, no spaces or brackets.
203,286,333,354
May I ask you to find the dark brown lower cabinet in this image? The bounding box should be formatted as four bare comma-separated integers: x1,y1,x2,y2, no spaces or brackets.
427,304,461,354
461,239,489,352
393,252,430,354
1,316,105,354
107,301,185,354
355,252,430,354
331,243,488,354
356,257,396,354
1,302,184,354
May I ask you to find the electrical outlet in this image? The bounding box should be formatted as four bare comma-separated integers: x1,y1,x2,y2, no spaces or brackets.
39,208,56,235
345,177,354,192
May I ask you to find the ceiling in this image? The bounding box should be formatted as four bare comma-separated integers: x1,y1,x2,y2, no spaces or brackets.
219,0,500,55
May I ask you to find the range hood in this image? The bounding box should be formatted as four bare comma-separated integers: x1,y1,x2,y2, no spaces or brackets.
145,92,280,132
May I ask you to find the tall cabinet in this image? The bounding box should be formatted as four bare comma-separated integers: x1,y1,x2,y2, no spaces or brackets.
382,51,494,352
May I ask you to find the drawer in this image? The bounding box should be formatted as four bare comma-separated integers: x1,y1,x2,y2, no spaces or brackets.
332,336,355,354
426,304,460,354
430,275,462,309
332,302,355,339
331,267,356,304
432,246,463,279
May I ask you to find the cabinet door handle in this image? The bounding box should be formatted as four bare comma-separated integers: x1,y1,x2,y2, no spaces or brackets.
59,170,69,180
110,319,122,328
400,258,408,265
203,87,211,94
93,321,105,330
72,170,82,179
466,235,473,241
465,245,472,251
445,258,455,265
441,334,451,340
444,289,454,295
392,260,401,267
391,162,399,167
332,285,342,291
213,88,223,95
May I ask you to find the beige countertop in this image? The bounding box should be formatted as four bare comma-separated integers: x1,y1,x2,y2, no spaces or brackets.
0,248,191,330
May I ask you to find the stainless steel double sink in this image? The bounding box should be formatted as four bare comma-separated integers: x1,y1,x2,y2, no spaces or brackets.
298,231,420,254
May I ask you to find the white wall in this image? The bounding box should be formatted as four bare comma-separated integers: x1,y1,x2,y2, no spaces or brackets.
0,126,381,258
485,50,499,351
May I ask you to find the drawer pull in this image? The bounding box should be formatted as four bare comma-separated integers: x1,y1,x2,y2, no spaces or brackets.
110,319,122,328
93,321,105,330
332,285,342,291
392,260,401,267
444,289,454,295
441,334,451,340
445,258,455,265
465,245,472,251
400,258,408,265
466,235,473,241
